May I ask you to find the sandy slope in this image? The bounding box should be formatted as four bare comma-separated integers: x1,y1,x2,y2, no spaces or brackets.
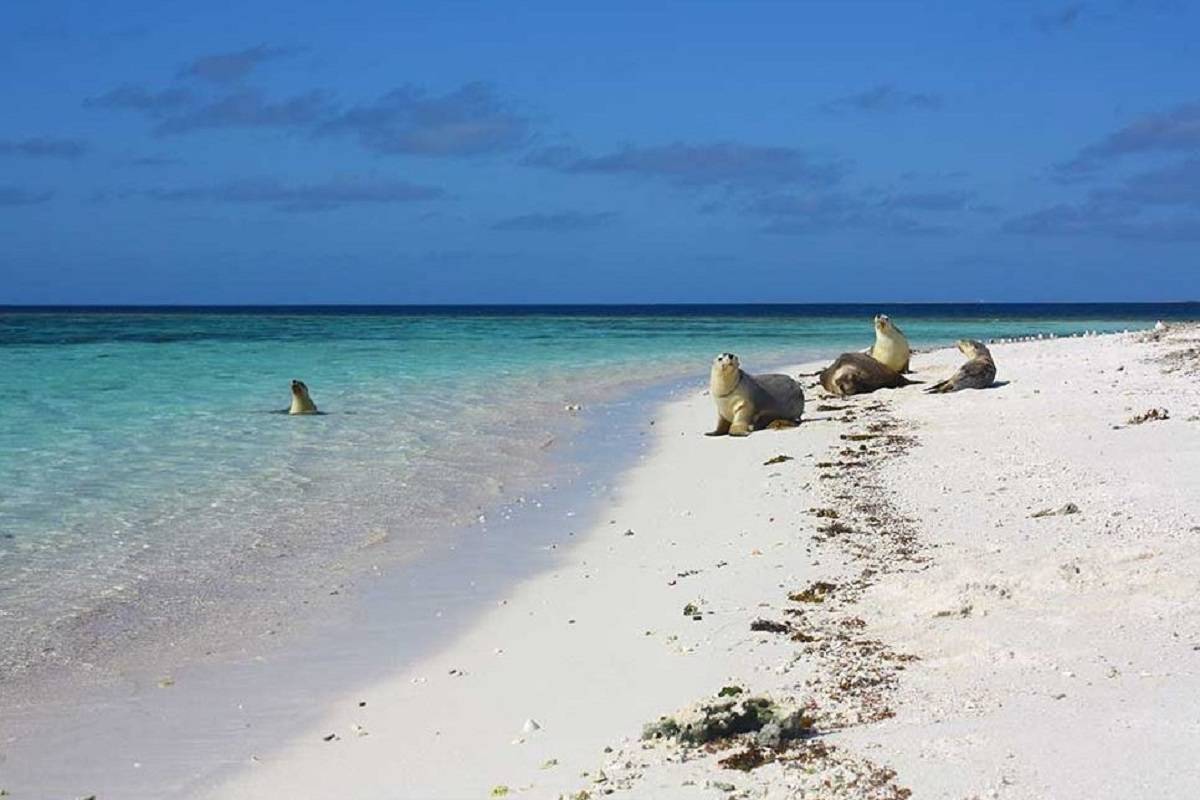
201,325,1200,800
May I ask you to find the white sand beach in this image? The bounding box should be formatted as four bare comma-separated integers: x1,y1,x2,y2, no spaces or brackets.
199,325,1200,800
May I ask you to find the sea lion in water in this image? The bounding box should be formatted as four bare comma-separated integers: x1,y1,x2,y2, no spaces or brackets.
288,379,318,415
925,340,996,393
706,353,805,437
819,352,913,397
869,314,911,373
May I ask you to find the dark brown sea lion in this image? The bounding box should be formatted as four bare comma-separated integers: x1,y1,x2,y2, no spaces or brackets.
819,353,913,397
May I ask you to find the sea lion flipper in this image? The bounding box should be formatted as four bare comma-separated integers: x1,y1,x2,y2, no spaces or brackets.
706,415,732,437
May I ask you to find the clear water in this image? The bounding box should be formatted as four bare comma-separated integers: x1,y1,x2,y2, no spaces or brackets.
0,304,1189,685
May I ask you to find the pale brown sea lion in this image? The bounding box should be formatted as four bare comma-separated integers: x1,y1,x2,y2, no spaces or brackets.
288,379,318,414
819,352,913,397
869,314,911,373
706,353,806,437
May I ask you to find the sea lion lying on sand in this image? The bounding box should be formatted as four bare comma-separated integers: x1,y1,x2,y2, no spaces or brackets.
820,353,913,397
706,353,805,437
288,379,319,415
869,314,911,373
925,340,996,393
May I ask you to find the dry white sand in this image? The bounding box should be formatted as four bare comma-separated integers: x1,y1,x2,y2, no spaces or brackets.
200,325,1200,800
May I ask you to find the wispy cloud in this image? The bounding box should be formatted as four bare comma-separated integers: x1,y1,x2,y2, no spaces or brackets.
879,190,979,212
321,82,531,157
0,186,53,206
749,192,948,236
523,141,848,191
121,155,185,168
147,175,444,212
177,44,302,84
822,84,944,114
491,210,616,232
154,89,334,135
0,137,88,159
85,84,195,115
1005,158,1200,240
1034,3,1088,32
1055,99,1200,177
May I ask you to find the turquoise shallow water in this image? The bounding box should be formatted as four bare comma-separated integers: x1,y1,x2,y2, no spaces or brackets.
0,304,1189,683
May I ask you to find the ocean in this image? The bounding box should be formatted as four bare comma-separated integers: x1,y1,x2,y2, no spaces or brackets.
0,304,1192,690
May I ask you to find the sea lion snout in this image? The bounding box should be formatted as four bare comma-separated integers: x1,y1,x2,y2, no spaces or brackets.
713,352,740,369
291,380,307,395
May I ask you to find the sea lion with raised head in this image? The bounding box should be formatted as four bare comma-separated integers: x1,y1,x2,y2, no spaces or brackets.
288,379,319,415
706,353,805,437
925,340,996,393
869,314,911,373
819,352,913,397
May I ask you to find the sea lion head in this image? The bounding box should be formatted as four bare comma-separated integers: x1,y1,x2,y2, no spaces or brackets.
957,339,991,360
710,352,742,395
874,314,894,334
289,379,318,414
713,352,740,370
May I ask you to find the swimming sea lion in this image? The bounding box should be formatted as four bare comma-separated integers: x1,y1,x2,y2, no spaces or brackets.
819,352,913,397
925,340,996,393
869,314,911,373
288,379,318,415
706,353,805,437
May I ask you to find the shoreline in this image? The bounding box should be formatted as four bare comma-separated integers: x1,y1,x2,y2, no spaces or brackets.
5,322,1198,799
195,323,1200,800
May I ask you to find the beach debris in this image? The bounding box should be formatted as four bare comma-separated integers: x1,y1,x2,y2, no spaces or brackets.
623,528,635,536
564,403,582,412
491,785,510,797
522,718,542,734
1031,503,1080,518
358,700,367,707
683,602,702,620
933,605,973,619
706,779,738,792
718,685,745,697
810,507,839,518
641,692,814,749
762,454,794,465
789,581,837,603
541,758,559,769
719,745,770,771
1126,408,1169,425
322,733,339,742
351,723,368,737
750,618,792,634
157,676,175,688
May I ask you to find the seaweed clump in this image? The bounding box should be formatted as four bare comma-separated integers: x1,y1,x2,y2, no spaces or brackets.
641,692,814,750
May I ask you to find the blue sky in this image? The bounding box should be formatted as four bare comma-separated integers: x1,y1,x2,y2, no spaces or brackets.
2,0,1198,304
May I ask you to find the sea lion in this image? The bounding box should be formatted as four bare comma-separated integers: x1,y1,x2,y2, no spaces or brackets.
925,340,996,393
288,379,318,415
869,314,911,373
706,353,805,437
819,352,913,397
